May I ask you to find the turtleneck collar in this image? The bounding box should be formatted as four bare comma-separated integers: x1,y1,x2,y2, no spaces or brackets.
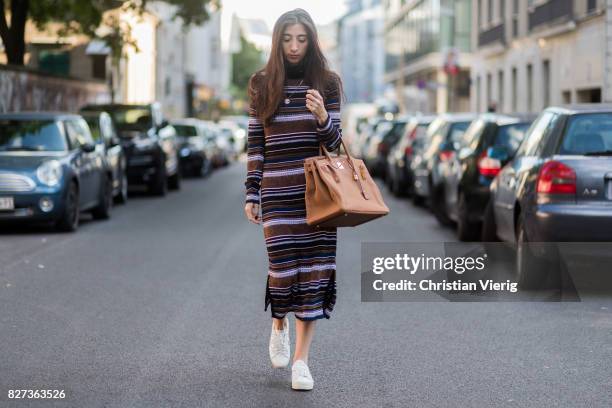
284,57,306,79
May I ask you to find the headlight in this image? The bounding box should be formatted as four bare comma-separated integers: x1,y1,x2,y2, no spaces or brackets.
36,160,63,187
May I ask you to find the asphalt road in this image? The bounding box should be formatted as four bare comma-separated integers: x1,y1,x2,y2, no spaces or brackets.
1,156,611,407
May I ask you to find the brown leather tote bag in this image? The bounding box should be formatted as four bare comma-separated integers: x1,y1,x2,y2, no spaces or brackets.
304,138,390,227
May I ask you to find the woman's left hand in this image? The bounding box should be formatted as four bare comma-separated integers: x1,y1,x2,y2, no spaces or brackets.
306,89,329,126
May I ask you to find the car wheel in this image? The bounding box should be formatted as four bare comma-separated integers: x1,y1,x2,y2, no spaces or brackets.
168,165,181,190
150,161,167,196
55,181,79,232
431,183,452,226
92,175,112,220
457,192,479,241
114,172,128,205
481,199,499,242
515,216,549,290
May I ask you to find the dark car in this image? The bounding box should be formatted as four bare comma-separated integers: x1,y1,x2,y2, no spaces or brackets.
0,112,113,231
80,103,180,196
81,111,128,204
438,113,535,240
171,118,214,177
484,104,612,288
385,115,436,197
363,116,410,179
412,113,477,210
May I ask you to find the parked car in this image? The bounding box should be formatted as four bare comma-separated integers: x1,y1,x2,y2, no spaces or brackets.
484,104,612,288
220,115,248,153
171,118,214,177
81,111,128,204
385,115,436,197
217,120,245,158
363,116,408,178
0,112,113,231
201,121,232,167
80,103,181,196
413,113,477,219
438,113,535,240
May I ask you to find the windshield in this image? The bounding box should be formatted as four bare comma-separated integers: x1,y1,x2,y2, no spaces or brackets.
173,125,198,137
106,107,152,132
0,119,67,152
559,113,612,155
448,121,471,143
84,118,102,142
495,123,531,154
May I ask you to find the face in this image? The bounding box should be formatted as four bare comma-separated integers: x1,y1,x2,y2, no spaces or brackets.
282,23,308,64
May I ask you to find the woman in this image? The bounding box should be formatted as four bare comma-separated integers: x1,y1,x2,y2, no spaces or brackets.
243,8,344,391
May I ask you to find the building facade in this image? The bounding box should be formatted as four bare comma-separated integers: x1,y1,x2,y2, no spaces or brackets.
384,0,473,114
471,0,606,114
338,0,386,103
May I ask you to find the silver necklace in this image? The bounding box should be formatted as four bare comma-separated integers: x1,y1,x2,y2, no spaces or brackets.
284,79,304,105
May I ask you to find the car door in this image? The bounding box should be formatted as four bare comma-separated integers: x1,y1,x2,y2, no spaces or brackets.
65,119,99,207
494,111,558,242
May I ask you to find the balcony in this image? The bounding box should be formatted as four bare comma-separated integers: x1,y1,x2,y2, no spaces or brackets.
528,0,574,31
478,23,505,47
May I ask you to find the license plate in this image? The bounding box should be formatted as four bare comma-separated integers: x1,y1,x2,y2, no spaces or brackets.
0,196,14,210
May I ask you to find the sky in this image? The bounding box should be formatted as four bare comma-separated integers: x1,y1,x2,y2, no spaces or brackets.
221,0,349,29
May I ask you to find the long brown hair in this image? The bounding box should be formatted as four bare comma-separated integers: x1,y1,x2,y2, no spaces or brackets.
248,8,344,127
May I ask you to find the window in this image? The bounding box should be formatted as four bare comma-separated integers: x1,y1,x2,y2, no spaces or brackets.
559,113,612,155
488,0,493,23
486,72,492,108
542,59,550,108
476,75,481,112
511,67,518,112
587,0,597,14
461,119,486,149
515,111,558,157
65,119,94,149
500,0,505,20
498,70,504,110
91,55,106,80
0,120,67,152
526,64,533,112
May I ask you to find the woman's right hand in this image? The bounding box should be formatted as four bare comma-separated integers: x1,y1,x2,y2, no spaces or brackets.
244,202,261,224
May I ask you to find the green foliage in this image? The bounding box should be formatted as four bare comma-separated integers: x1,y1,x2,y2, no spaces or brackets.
231,31,263,105
1,0,220,65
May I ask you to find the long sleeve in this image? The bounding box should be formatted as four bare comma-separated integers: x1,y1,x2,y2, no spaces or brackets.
315,80,343,152
244,89,265,204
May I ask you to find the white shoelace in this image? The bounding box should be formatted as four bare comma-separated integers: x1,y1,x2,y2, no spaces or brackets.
270,321,289,356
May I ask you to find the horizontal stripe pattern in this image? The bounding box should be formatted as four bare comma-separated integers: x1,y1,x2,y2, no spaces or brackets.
245,74,343,321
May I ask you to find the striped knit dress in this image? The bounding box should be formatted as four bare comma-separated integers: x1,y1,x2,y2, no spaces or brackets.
244,65,343,321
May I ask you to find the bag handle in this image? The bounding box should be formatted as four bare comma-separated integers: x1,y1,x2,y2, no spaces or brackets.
318,138,370,200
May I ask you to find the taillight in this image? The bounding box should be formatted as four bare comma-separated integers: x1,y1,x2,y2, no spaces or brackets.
439,150,454,161
404,146,413,157
477,150,502,177
536,160,576,194
408,127,417,140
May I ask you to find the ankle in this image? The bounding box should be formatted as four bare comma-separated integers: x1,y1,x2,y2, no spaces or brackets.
293,357,308,366
272,317,287,330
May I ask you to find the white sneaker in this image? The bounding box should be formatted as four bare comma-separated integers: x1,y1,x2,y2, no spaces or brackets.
269,317,290,368
291,360,314,390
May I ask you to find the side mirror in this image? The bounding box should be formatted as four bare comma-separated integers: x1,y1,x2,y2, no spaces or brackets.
487,146,509,162
81,142,96,153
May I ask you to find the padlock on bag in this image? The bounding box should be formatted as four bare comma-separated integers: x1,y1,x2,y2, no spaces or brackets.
304,138,390,227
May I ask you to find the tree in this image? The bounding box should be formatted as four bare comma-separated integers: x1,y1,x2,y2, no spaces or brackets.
231,31,263,103
0,0,219,66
